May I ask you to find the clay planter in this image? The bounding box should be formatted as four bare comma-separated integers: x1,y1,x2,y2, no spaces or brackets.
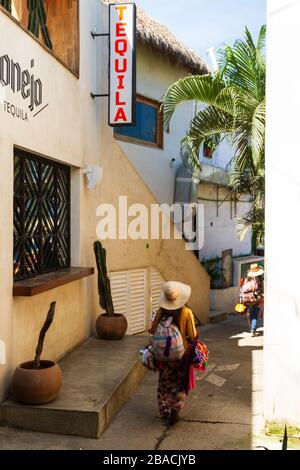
95,313,128,340
12,360,62,405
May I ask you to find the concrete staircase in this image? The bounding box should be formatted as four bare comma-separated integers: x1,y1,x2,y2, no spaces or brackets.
0,336,148,439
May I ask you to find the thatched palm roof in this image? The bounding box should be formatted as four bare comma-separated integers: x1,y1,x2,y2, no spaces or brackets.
103,1,209,74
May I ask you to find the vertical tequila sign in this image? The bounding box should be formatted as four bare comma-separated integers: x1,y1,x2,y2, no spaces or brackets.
109,2,136,127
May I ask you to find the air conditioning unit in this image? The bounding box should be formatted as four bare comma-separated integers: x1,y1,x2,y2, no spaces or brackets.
233,256,264,286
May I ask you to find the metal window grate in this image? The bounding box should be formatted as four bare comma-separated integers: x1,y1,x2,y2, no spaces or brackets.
13,149,71,281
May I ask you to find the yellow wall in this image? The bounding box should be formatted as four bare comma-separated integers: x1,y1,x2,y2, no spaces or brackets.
0,3,210,403
98,128,210,324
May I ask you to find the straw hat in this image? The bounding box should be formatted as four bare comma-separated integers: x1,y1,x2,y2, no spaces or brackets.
159,281,191,310
247,263,264,278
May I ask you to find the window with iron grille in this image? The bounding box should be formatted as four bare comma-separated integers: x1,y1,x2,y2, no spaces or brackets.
14,149,71,281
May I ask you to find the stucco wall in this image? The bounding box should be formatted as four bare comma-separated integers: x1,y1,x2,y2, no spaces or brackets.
0,0,102,402
116,45,196,206
264,0,300,428
0,1,210,402
198,184,252,260
200,138,235,170
97,128,210,323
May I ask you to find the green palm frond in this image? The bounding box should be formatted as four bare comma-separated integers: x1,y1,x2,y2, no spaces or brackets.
251,100,266,168
236,206,265,241
162,26,266,244
188,106,235,154
180,137,202,170
217,25,266,101
163,75,225,132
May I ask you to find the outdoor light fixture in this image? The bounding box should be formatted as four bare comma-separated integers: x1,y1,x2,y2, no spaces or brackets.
83,165,103,190
170,158,176,168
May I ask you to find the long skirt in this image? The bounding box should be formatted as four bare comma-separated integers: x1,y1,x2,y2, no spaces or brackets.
157,360,186,419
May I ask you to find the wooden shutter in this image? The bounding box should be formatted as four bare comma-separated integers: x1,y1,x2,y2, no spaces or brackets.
128,269,147,335
110,268,147,335
110,271,127,318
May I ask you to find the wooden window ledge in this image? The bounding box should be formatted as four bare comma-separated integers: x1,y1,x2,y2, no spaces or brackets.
13,267,94,297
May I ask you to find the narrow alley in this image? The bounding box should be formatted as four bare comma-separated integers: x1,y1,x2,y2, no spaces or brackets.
0,315,275,450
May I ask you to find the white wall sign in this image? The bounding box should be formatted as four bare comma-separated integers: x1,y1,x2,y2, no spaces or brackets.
109,2,136,127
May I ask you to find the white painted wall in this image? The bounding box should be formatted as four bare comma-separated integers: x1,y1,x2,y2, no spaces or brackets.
264,0,300,428
114,46,196,206
198,184,252,260
200,138,235,170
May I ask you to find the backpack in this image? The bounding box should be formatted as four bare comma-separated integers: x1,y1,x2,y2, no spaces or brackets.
151,316,185,362
240,277,260,306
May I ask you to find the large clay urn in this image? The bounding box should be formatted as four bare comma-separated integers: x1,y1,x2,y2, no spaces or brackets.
95,313,128,340
12,360,62,405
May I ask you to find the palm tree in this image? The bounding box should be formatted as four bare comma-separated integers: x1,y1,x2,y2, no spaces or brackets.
162,26,266,249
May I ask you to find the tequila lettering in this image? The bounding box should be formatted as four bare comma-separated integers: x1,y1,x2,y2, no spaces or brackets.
114,5,129,123
109,3,136,126
0,54,42,112
3,101,28,122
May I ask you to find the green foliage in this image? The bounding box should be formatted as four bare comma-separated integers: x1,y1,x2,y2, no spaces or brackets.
230,160,265,244
202,257,224,289
94,241,115,317
0,0,11,13
162,26,266,245
203,135,221,155
27,0,52,50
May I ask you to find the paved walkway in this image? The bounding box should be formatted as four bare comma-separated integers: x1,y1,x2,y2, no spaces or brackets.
0,315,296,450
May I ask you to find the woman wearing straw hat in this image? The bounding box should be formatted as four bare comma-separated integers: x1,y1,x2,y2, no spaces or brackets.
150,281,197,425
240,264,264,336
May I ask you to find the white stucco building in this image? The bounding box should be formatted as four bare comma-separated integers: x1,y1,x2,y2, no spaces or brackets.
198,140,252,262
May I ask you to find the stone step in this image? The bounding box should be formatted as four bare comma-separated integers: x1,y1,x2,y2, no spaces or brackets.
210,310,229,324
0,336,148,439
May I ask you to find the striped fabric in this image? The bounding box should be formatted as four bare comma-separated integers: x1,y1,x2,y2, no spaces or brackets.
152,316,185,362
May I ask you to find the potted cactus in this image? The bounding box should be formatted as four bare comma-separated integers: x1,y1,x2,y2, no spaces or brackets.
94,241,128,340
11,302,62,405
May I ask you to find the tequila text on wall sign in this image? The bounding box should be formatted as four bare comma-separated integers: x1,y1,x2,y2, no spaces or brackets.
109,2,136,127
0,54,43,113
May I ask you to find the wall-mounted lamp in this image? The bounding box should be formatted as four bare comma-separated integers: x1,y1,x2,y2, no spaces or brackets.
170,158,176,168
83,165,103,190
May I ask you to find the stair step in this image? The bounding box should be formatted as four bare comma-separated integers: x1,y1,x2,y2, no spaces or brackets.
210,310,228,323
0,336,148,439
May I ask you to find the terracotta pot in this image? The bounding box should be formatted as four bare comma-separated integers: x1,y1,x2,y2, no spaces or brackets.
95,313,128,340
12,360,62,405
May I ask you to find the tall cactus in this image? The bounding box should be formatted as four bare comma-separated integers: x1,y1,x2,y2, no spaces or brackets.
27,0,52,50
94,241,115,317
0,0,12,13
